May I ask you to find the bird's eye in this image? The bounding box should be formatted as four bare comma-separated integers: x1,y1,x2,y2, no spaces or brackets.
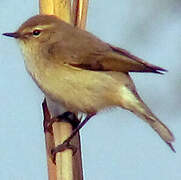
32,29,41,36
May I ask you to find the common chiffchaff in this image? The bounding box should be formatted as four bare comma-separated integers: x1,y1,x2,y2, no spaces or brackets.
3,15,175,151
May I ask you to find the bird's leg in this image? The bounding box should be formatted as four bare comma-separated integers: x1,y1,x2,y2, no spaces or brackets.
51,113,96,163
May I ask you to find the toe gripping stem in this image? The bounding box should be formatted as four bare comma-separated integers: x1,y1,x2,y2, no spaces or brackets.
50,112,81,164
42,99,81,164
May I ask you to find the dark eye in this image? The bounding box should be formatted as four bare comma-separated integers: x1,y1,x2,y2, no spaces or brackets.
32,29,41,36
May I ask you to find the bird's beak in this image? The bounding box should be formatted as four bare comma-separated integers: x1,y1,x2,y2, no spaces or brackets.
2,32,20,39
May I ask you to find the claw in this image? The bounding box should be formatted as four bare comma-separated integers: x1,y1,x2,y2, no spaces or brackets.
51,140,77,164
44,117,56,135
50,113,96,164
44,112,80,134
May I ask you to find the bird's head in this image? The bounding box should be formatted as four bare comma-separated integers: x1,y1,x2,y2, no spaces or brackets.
3,15,65,46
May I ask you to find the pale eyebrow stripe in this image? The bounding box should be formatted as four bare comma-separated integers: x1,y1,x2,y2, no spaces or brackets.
20,24,55,34
33,24,54,30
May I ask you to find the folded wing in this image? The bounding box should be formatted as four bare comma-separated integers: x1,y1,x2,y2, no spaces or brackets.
50,26,167,74
68,44,167,74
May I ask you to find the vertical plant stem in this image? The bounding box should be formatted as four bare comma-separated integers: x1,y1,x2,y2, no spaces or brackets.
72,0,89,29
39,0,71,23
40,1,73,180
40,0,74,178
42,100,57,180
71,2,90,178
39,0,89,180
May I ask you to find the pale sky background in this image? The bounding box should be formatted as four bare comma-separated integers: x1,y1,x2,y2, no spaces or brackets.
0,0,181,179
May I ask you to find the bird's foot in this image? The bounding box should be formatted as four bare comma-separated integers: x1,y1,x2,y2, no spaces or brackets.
43,117,56,135
51,139,77,164
44,112,80,134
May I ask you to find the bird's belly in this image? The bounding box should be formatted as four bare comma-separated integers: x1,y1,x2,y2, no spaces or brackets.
28,64,119,113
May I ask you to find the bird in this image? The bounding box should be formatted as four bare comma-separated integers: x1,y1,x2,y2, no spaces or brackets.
3,14,175,153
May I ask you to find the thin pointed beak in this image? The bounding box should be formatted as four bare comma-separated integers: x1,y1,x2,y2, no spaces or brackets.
2,32,20,38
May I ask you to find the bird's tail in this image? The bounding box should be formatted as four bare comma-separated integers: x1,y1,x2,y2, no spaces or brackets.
134,105,175,152
119,85,175,152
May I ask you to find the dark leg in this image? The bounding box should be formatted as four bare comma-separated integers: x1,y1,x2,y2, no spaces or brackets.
63,113,96,143
51,113,96,161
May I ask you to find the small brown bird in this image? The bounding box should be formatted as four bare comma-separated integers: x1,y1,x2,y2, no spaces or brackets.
3,15,175,152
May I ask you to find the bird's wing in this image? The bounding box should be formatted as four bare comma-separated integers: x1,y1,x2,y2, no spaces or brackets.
50,28,167,74
66,43,167,74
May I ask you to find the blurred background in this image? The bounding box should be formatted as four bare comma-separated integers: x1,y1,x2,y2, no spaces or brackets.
0,0,181,179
